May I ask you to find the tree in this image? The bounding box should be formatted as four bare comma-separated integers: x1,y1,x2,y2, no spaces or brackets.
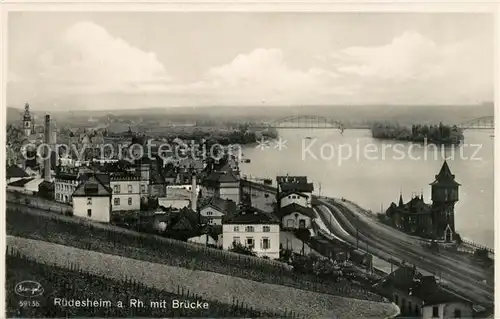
295,228,311,255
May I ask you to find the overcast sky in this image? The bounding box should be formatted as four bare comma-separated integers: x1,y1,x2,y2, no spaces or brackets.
7,12,494,110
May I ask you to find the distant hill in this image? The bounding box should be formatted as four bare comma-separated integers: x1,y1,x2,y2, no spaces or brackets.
7,103,494,128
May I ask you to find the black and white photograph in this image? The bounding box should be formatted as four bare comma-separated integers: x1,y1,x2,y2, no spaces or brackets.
3,4,497,318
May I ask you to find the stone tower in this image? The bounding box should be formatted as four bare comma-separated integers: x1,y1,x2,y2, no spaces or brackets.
23,103,32,137
430,160,460,241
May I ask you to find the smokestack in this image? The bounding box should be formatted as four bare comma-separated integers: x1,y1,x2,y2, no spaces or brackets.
191,173,197,212
44,115,51,182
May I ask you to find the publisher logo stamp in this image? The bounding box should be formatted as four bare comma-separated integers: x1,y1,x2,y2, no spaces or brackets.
15,281,44,298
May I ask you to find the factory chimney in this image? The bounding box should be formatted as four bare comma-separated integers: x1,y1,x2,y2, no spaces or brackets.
191,172,197,212
44,114,51,182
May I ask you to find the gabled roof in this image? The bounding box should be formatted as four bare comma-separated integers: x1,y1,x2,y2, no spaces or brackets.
279,182,314,193
278,190,309,200
276,203,316,219
72,174,112,197
202,170,239,186
377,265,468,306
223,206,279,225
8,178,34,187
201,197,237,216
6,165,29,179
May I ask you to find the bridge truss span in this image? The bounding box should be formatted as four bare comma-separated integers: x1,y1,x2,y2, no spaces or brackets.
262,115,344,129
457,116,494,130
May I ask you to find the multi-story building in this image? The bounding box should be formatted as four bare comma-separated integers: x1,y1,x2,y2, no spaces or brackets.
110,175,141,211
72,174,112,223
276,176,315,230
201,169,240,204
222,206,280,259
54,172,80,204
276,176,314,208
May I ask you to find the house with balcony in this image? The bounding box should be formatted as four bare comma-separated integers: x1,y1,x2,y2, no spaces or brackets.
222,206,280,259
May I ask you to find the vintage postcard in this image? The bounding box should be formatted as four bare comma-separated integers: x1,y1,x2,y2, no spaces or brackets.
2,2,497,318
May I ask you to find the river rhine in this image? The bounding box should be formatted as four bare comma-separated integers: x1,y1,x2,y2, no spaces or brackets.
240,129,494,248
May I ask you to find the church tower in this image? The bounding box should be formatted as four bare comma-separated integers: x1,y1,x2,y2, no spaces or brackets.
23,103,32,137
430,160,460,241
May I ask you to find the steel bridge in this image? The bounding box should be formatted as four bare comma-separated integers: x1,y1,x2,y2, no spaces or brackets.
247,115,494,130
457,116,494,130
250,115,344,130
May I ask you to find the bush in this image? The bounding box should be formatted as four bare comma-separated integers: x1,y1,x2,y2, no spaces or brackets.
229,243,257,256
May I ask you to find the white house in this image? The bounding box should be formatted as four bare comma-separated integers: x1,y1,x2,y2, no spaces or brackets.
222,206,280,260
72,174,112,223
277,203,315,230
54,172,80,204
277,176,313,207
110,175,141,211
421,302,473,319
279,191,310,208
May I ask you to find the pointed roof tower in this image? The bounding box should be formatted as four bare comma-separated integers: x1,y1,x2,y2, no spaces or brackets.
23,103,32,122
430,160,461,186
398,192,404,207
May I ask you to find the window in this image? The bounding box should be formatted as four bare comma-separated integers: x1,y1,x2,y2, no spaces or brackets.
263,226,270,232
262,237,270,250
246,237,254,248
432,306,439,318
87,209,92,217
233,237,240,244
87,197,92,205
128,185,133,193
394,294,398,305
114,185,121,194
206,211,213,216
141,185,146,193
128,197,132,205
454,309,461,318
245,226,255,232
209,218,213,225
56,194,60,200
114,198,120,206
233,226,239,232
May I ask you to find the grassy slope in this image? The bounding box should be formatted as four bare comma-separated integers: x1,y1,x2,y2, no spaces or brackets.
6,205,383,302
6,252,280,318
